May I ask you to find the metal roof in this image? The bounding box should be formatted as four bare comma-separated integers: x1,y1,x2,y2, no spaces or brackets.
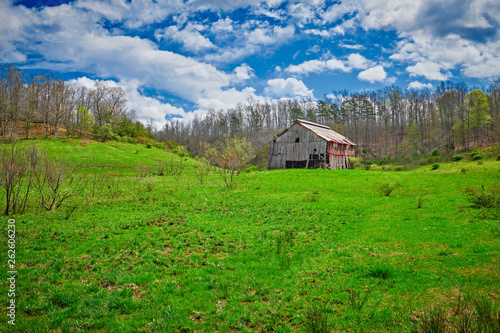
281,119,356,146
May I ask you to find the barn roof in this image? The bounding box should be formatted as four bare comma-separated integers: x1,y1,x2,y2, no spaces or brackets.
279,119,356,146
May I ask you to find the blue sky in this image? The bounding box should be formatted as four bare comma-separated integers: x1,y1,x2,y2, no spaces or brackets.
2,0,500,127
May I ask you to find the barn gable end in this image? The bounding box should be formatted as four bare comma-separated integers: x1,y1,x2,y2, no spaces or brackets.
268,119,356,170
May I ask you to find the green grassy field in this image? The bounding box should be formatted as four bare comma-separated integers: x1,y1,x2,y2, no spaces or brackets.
1,139,499,332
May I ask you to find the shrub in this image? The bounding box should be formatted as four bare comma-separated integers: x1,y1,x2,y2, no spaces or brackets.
378,156,390,165
431,148,441,157
366,264,393,279
453,154,464,161
136,136,154,145
470,152,483,160
431,163,439,170
395,166,404,171
464,185,500,209
146,143,152,149
348,157,360,169
377,182,401,196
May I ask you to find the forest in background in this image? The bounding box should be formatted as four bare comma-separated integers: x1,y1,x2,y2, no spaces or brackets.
1,64,499,164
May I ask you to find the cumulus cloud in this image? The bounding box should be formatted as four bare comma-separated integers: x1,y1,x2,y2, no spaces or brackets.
408,81,433,90
347,53,370,69
357,0,500,79
286,58,349,75
232,63,255,82
357,65,387,83
211,18,234,33
264,78,314,99
406,61,450,81
245,25,295,45
156,23,215,52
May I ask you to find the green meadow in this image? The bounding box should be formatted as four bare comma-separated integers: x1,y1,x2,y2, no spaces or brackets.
1,139,499,332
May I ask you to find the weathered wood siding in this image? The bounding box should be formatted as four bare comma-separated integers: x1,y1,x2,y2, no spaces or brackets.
327,142,355,169
269,123,326,169
269,122,355,170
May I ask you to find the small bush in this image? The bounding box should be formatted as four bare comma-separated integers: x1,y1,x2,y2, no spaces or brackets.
431,163,439,170
349,157,360,169
395,166,404,171
366,265,393,279
146,143,152,149
470,152,483,160
453,154,464,161
377,182,401,196
464,185,500,209
431,148,441,157
379,156,390,166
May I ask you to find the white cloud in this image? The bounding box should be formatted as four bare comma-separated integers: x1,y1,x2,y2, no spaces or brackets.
245,25,295,45
264,78,314,99
156,23,215,53
232,63,255,82
406,61,450,81
304,26,344,38
358,65,387,83
211,18,234,33
408,81,433,90
356,0,500,79
339,42,366,50
286,57,349,75
196,87,260,113
347,53,370,69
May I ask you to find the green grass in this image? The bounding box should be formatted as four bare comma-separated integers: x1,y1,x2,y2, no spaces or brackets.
1,139,500,332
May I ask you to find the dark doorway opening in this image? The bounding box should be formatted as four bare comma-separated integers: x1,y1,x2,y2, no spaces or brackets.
285,160,307,168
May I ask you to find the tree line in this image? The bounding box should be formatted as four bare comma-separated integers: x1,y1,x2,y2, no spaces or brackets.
0,65,151,141
155,81,500,161
2,64,499,161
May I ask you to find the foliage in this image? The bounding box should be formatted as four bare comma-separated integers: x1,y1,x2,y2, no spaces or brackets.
431,163,440,170
76,106,94,138
379,156,390,166
469,152,483,160
452,154,464,161
431,148,441,157
348,157,360,169
95,123,117,142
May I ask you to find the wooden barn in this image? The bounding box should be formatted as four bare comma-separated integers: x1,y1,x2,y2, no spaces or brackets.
268,119,356,170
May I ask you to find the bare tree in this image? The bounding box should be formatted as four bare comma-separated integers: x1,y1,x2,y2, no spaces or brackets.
33,157,86,211
0,143,40,215
218,136,254,189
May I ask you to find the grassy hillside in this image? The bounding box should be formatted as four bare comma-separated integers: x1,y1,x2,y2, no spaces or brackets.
1,139,499,332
